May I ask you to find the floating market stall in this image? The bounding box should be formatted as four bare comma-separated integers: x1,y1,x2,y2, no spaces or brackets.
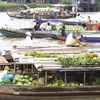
0,49,100,96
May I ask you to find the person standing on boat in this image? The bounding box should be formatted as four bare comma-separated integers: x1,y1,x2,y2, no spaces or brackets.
65,30,83,47
35,15,42,28
60,26,67,37
25,32,33,48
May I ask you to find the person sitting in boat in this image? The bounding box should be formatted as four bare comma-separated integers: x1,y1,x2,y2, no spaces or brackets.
60,26,67,37
60,6,64,16
97,21,100,31
65,30,83,47
34,22,40,30
87,16,91,23
45,23,52,31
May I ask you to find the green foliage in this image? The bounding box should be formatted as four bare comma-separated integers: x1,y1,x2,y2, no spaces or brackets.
2,78,11,84
24,51,59,58
12,74,38,86
60,0,71,4
64,25,86,31
57,53,100,67
0,2,16,7
27,3,51,8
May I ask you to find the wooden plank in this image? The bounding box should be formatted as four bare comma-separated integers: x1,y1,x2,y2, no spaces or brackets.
38,50,82,54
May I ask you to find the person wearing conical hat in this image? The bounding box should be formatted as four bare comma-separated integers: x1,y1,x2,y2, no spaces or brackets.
25,31,33,48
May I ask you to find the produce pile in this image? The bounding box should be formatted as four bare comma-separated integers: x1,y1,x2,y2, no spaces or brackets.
4,66,32,74
0,72,84,86
24,51,59,58
64,25,86,31
2,65,100,86
1,73,100,86
12,74,40,86
57,52,100,67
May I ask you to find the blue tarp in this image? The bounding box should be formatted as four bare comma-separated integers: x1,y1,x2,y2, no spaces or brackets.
34,19,82,25
82,37,100,42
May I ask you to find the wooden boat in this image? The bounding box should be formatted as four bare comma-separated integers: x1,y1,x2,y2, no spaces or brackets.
37,11,76,19
6,10,76,19
1,53,100,97
1,57,100,97
1,27,100,42
6,12,34,19
56,31,100,42
1,64,100,97
0,28,58,39
56,35,66,41
1,85,100,97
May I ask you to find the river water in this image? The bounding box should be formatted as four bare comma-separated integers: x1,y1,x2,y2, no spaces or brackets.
0,12,100,51
0,12,100,100
0,12,65,51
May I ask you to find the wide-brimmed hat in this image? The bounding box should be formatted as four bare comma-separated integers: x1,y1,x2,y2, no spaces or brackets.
25,31,32,36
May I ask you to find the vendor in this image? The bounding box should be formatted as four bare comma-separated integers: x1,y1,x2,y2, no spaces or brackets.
87,16,91,23
97,21,100,31
60,26,67,37
65,30,83,46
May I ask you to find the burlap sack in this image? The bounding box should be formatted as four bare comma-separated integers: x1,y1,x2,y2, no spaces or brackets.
0,57,8,63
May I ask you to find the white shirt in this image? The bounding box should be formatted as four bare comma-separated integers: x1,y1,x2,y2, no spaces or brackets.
25,36,32,47
45,25,52,31
65,33,73,45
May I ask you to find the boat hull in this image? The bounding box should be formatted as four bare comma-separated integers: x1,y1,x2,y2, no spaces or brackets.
6,11,76,19
0,85,100,96
0,29,58,39
56,31,100,42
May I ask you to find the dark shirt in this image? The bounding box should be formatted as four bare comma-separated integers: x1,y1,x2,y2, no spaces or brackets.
72,34,77,39
34,25,39,30
72,33,83,41
61,28,67,37
35,17,42,24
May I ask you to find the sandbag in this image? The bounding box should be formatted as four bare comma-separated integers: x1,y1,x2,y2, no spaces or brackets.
0,57,8,63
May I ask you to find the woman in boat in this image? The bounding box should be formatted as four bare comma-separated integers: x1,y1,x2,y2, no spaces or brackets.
65,30,83,47
34,22,40,30
60,26,67,37
87,16,91,23
25,32,33,48
97,21,100,31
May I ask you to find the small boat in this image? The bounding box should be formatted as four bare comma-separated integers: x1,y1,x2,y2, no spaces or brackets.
56,35,66,41
6,10,76,19
6,12,34,19
38,11,76,19
1,85,100,97
56,31,100,42
0,28,58,39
